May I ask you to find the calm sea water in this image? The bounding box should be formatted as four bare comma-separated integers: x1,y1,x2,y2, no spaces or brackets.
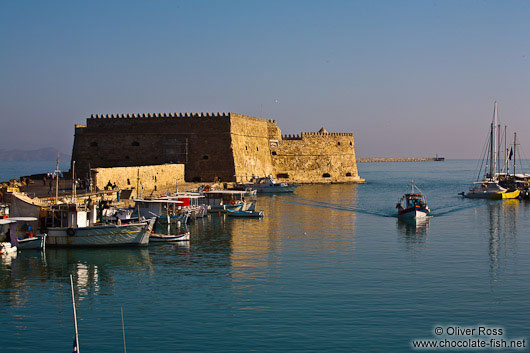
1,160,529,352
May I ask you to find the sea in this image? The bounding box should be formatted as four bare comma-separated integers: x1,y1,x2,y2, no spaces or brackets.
1,160,529,352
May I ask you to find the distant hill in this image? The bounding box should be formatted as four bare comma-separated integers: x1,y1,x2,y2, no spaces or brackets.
0,147,70,162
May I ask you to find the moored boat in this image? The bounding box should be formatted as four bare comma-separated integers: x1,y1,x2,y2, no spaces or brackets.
462,102,520,200
251,175,298,194
226,209,264,218
150,231,190,242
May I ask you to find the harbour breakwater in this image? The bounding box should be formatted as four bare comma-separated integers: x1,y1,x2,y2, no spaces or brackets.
357,157,444,163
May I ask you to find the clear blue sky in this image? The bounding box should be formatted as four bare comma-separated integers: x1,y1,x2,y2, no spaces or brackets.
1,0,529,158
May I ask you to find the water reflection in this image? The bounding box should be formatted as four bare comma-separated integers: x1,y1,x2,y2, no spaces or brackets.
226,184,358,283
396,217,430,256
0,248,153,305
485,200,519,284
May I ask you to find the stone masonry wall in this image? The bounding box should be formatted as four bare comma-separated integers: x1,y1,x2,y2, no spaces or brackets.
71,112,364,184
72,113,235,182
271,132,363,183
93,164,185,197
229,113,275,182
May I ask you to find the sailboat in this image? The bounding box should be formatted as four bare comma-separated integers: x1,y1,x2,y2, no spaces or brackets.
462,102,520,199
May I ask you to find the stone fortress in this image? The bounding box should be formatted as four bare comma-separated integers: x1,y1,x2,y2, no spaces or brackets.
71,112,364,185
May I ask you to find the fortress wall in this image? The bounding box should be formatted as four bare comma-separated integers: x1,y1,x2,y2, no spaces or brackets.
72,113,236,182
271,133,363,183
93,164,185,196
229,113,275,182
71,112,364,184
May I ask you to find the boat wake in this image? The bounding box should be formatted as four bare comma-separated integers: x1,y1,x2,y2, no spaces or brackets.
285,196,483,219
283,197,396,218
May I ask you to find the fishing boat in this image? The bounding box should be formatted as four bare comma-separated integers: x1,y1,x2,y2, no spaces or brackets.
39,202,156,247
396,183,430,219
462,102,520,200
226,209,264,218
149,231,190,242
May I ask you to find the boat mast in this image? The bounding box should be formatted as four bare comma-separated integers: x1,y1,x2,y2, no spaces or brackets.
492,101,498,179
70,274,80,353
55,157,60,204
489,101,498,179
513,132,517,176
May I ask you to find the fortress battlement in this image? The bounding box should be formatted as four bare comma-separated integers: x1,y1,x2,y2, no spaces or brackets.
72,111,362,184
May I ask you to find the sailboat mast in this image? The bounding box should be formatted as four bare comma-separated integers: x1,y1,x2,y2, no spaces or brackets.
513,132,517,175
493,101,498,178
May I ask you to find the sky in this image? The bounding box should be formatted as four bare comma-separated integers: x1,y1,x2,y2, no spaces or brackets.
1,0,529,158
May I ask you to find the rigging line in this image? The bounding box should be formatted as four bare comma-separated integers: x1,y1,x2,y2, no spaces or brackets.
475,128,491,181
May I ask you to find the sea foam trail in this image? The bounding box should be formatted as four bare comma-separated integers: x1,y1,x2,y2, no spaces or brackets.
287,195,483,218
283,198,395,218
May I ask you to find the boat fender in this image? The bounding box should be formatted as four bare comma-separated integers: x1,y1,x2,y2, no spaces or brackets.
66,228,76,236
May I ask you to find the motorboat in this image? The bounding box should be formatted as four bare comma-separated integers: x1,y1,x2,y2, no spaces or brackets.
396,183,430,219
226,209,264,218
251,175,298,194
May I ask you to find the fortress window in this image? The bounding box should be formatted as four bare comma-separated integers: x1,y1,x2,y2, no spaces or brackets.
257,147,259,151
337,142,341,146
322,173,331,178
90,141,98,147
271,151,277,156
277,173,289,179
202,155,209,160
350,141,353,146
127,178,131,185
245,146,248,150
346,172,352,177
132,141,140,146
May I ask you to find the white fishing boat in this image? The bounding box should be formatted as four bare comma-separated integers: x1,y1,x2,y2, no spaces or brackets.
251,175,298,193
396,183,430,219
150,231,190,242
40,202,155,247
462,102,520,200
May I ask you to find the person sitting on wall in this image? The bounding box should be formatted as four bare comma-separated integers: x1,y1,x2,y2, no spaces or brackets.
106,180,113,190
112,182,117,190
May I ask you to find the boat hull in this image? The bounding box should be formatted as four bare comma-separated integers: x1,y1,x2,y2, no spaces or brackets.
226,210,264,218
490,190,520,200
46,223,151,247
16,236,45,250
256,185,298,193
397,207,429,219
465,189,521,200
150,232,190,242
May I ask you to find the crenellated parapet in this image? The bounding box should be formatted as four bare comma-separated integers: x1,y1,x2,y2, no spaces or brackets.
88,112,231,119
301,132,354,137
281,134,303,140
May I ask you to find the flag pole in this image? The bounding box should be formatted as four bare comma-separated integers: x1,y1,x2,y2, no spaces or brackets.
70,274,80,353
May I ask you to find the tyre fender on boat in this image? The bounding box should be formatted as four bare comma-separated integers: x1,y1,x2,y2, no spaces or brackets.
66,228,76,236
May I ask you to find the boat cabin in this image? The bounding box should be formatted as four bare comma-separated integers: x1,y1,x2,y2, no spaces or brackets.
40,203,97,230
201,190,246,207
